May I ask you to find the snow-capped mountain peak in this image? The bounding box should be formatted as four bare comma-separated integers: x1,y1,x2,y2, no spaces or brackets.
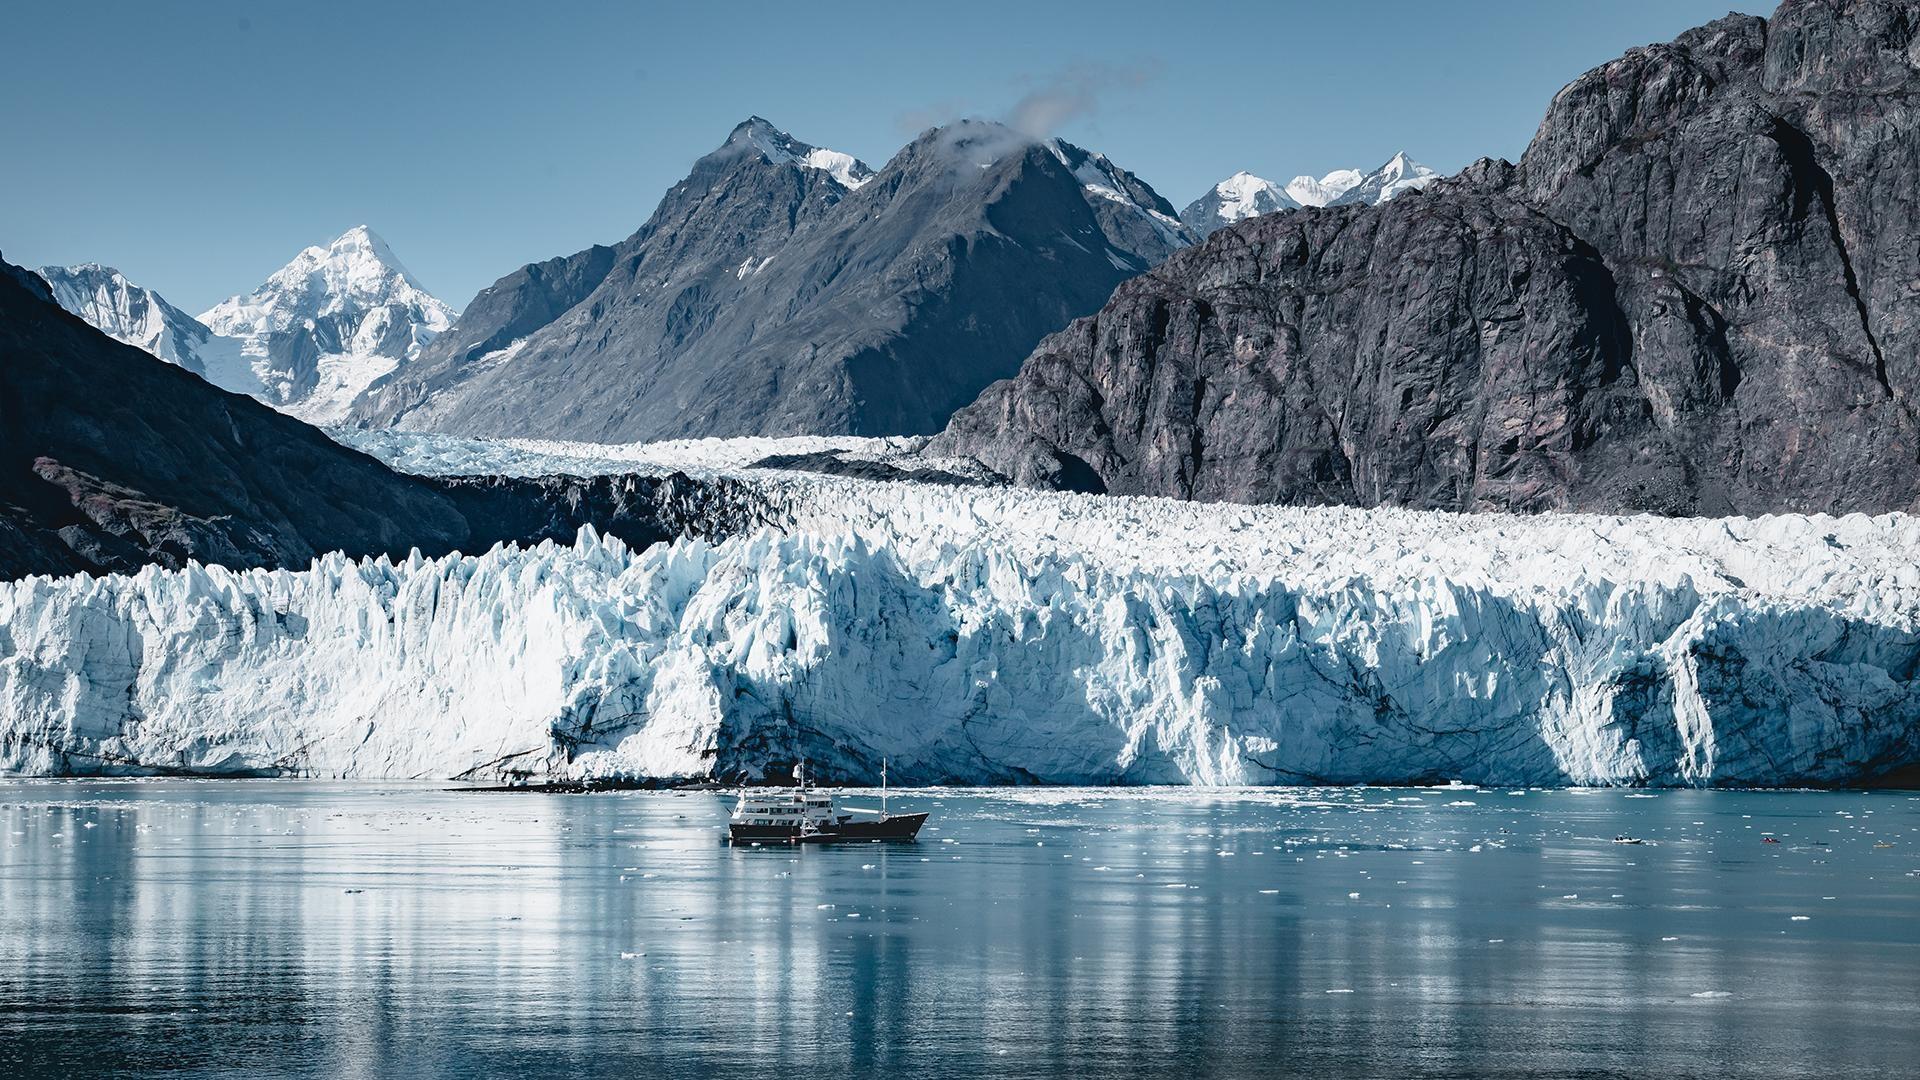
35,262,261,395
1169,154,1442,225
197,227,458,424
729,116,875,189
1285,168,1367,208
203,225,446,334
37,263,208,370
323,223,417,284
1215,171,1284,202
1324,152,1440,207
1178,171,1301,236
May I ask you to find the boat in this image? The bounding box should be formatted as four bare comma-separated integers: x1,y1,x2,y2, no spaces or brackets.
1612,835,1646,845
727,760,928,844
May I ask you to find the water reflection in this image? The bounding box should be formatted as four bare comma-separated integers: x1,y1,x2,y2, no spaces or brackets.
1,784,1917,1078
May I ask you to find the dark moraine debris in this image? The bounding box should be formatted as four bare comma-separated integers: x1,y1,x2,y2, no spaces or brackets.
746,450,996,488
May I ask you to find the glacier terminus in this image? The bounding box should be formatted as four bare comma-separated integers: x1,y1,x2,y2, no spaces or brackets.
4,433,1915,788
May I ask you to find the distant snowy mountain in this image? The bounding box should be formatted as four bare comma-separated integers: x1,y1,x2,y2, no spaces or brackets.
35,264,259,394
1183,155,1441,237
1325,152,1440,206
199,226,457,424
1284,167,1367,208
1178,172,1301,237
1283,154,1439,208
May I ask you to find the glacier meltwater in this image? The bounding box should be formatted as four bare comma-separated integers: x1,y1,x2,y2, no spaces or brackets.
3,433,1919,786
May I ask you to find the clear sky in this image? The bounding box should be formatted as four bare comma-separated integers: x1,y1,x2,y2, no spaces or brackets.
1,0,1768,315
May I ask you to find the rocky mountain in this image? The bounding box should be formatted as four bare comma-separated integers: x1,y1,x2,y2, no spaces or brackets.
1179,172,1301,237
349,117,1193,442
35,264,260,394
934,0,1920,517
200,226,456,424
1182,155,1440,236
0,254,748,579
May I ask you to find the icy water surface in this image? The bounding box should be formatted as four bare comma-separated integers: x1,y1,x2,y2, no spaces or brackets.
2,783,1917,1079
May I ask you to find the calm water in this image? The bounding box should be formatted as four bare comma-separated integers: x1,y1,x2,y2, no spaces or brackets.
2,782,1917,1079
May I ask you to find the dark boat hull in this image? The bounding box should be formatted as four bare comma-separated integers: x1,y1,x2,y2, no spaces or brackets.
729,813,928,844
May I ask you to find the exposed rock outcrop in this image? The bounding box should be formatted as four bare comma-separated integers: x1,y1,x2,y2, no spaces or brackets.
935,1,1920,515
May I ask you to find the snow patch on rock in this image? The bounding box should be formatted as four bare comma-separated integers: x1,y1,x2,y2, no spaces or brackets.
735,116,875,189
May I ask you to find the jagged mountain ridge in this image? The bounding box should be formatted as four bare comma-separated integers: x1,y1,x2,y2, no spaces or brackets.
349,117,1195,442
935,0,1920,517
35,264,263,396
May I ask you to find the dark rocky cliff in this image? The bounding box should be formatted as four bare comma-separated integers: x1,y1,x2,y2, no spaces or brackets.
0,260,771,579
934,1,1920,515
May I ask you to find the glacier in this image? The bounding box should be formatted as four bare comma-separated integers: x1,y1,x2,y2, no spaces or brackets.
4,432,1919,787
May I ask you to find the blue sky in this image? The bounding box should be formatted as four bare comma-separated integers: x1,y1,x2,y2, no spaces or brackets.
2,0,1766,314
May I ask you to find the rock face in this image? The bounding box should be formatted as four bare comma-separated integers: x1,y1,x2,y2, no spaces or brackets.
6,453,1918,788
350,118,1192,442
199,226,457,424
935,0,1920,516
0,258,757,578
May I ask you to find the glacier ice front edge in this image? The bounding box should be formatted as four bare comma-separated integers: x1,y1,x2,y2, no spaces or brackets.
4,453,1918,787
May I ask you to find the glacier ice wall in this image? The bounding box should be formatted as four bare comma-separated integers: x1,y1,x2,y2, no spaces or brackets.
5,463,1919,786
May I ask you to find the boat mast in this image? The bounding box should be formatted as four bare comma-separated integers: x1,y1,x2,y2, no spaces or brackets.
882,757,888,818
